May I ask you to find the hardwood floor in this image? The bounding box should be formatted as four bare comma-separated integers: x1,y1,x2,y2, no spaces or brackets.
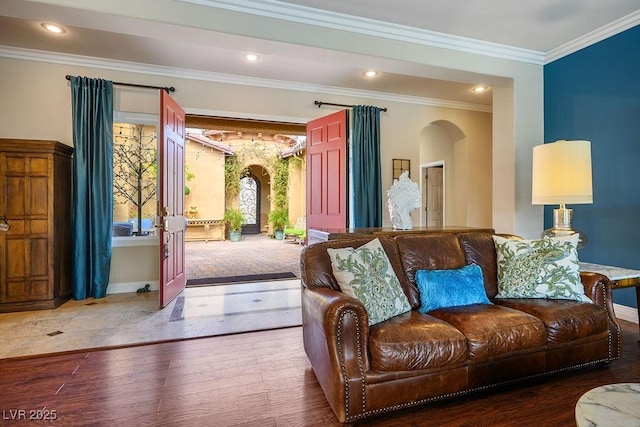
0,321,638,426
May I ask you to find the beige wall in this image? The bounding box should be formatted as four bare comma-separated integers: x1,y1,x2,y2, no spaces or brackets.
0,57,511,233
184,140,226,220
109,238,159,294
287,156,306,224
416,110,493,228
3,0,544,239
0,48,539,287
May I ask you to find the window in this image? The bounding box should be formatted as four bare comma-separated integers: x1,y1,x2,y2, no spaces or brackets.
112,122,158,236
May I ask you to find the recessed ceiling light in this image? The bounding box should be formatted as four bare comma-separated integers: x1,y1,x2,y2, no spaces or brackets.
243,53,260,62
363,70,379,78
41,23,67,34
471,85,489,93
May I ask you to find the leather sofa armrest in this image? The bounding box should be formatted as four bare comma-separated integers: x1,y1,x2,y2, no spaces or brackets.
580,271,622,360
302,286,370,422
580,271,613,307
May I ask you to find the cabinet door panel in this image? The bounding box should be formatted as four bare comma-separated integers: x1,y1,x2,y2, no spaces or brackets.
31,280,50,300
29,158,48,174
6,156,25,173
6,176,26,216
31,219,48,234
30,238,48,276
30,177,49,216
6,239,25,278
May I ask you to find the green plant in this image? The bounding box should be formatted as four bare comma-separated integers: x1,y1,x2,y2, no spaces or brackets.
270,157,289,210
268,207,289,231
185,164,195,195
223,207,245,232
224,156,246,196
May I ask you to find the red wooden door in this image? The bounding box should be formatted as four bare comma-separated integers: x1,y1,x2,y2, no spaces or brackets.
306,110,348,231
159,91,186,308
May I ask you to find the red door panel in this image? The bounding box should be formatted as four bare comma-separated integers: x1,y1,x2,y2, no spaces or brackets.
326,148,341,215
309,152,323,215
159,91,186,308
306,110,348,231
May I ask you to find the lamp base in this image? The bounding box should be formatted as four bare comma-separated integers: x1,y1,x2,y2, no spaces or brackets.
540,206,587,249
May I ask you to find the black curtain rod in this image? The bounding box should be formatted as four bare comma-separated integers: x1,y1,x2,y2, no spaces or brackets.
65,75,175,94
314,100,387,112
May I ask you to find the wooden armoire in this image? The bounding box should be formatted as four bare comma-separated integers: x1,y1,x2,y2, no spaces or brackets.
0,139,73,312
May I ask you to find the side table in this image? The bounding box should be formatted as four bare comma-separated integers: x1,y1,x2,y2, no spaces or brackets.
575,383,640,426
580,262,640,336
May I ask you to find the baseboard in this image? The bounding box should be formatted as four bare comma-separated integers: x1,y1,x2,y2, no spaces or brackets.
107,281,159,294
614,303,639,324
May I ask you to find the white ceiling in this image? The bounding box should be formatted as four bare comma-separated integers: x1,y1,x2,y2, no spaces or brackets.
279,0,640,52
1,0,639,109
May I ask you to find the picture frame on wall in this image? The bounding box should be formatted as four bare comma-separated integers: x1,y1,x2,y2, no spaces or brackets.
392,159,410,179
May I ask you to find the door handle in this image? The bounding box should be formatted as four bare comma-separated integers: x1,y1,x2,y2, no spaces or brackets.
0,216,8,232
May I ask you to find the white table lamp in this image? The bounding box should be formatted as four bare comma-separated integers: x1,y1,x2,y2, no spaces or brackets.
532,140,593,248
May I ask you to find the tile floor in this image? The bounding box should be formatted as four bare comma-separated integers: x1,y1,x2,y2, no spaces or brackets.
0,280,301,359
0,233,304,360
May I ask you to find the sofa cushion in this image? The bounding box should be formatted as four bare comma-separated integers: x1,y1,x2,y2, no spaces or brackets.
458,232,513,299
416,264,491,313
369,311,468,372
493,235,590,302
327,238,412,325
493,298,608,344
429,304,547,362
395,234,467,285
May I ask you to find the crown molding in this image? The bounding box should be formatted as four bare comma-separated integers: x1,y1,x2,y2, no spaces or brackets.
179,0,544,65
545,10,640,63
0,46,492,113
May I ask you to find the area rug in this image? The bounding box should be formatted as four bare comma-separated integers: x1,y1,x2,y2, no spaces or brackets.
186,272,297,287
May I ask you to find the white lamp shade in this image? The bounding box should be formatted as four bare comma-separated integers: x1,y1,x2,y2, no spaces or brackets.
532,140,593,205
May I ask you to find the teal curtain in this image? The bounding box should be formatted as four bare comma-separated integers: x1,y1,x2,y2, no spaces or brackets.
352,105,382,227
70,76,114,299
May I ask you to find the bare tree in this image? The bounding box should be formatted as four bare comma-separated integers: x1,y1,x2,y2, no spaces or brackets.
113,124,157,235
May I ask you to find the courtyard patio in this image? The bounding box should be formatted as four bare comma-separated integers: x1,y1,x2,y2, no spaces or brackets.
185,233,303,282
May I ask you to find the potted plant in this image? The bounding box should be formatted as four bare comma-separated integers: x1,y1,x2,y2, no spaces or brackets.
269,207,289,240
224,207,245,242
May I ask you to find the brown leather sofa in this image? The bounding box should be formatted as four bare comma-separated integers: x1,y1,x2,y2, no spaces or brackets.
300,232,621,423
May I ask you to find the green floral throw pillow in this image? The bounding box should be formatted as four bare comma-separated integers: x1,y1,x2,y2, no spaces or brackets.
493,235,590,302
327,238,411,325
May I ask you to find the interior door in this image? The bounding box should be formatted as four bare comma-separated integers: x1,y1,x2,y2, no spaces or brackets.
426,166,444,227
159,91,186,308
306,110,349,232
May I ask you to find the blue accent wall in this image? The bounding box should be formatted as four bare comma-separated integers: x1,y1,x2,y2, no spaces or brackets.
544,25,640,308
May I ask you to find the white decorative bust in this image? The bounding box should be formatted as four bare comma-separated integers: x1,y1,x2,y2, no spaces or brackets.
387,171,421,230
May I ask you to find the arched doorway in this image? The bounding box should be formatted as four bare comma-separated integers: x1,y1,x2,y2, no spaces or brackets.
419,120,491,228
240,173,261,234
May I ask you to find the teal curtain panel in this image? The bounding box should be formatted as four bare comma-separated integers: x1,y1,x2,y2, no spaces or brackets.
352,105,382,227
69,76,114,299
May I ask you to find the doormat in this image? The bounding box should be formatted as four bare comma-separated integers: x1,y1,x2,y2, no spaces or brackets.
186,272,298,287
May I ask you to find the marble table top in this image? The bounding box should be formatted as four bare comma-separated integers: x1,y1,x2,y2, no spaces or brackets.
580,262,640,281
575,383,640,427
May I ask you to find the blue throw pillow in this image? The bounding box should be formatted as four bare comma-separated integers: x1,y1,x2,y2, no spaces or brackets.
416,264,491,313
